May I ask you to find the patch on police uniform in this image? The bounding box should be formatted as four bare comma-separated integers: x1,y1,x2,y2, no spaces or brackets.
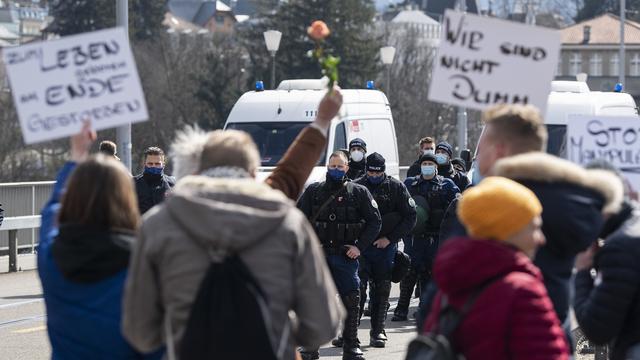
408,198,416,208
371,199,379,209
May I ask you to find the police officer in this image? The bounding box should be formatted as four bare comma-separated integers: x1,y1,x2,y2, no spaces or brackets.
391,153,459,322
134,147,176,214
346,138,367,180
298,150,382,360
354,153,416,347
435,141,470,192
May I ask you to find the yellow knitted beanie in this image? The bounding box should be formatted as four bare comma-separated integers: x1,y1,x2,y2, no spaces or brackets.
458,177,542,242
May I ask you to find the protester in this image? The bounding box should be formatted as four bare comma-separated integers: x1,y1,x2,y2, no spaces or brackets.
431,104,624,345
451,158,467,174
298,150,382,360
354,152,416,348
134,147,176,214
122,130,344,359
38,122,162,359
573,162,640,360
435,141,470,191
346,138,367,180
406,137,436,178
392,153,459,322
99,140,120,160
423,176,569,360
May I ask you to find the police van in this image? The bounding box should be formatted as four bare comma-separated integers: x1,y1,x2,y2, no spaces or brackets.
224,79,399,184
469,79,639,183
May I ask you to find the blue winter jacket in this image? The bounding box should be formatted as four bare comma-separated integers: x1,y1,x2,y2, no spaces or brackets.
38,162,163,360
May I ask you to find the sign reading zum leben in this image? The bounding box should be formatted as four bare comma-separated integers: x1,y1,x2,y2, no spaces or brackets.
567,115,640,198
429,10,561,114
3,27,148,144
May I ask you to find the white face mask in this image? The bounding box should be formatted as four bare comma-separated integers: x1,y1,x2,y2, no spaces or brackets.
423,149,435,156
351,150,364,162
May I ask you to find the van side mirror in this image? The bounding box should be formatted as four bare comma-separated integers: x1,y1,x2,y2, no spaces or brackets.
460,149,473,171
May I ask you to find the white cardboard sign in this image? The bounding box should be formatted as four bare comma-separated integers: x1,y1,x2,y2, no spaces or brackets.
3,27,148,144
429,10,561,113
567,115,640,198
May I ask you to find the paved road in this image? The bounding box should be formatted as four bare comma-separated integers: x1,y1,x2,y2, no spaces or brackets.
0,270,420,360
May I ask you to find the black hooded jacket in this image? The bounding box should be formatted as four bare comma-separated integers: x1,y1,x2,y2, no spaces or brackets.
574,202,640,360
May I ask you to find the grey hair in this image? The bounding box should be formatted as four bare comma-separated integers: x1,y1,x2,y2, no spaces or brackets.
169,125,209,180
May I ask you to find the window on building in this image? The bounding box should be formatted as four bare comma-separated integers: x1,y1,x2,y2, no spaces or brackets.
216,15,225,25
631,53,640,76
569,52,582,76
557,55,562,76
589,53,602,76
610,53,620,76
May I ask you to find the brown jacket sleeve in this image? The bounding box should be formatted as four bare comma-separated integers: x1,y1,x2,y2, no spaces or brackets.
265,126,327,200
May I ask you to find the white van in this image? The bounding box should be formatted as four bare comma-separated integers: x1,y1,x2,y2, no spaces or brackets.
224,79,399,185
469,80,639,182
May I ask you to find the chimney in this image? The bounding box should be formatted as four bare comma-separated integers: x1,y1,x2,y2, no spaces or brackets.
583,25,591,44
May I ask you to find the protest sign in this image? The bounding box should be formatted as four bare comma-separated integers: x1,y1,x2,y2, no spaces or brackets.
567,115,640,198
2,27,148,144
429,10,561,113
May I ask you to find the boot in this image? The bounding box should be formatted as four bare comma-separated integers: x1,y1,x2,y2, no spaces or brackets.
342,291,365,360
331,336,343,348
358,281,368,324
392,267,417,321
364,280,375,317
370,279,391,348
299,348,319,360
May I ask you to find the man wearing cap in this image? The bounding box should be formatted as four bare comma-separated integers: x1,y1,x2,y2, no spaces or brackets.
392,153,459,321
352,152,416,347
346,138,367,180
298,150,382,360
435,141,470,191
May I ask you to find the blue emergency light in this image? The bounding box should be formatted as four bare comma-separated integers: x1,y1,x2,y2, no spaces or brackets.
366,81,375,89
614,83,623,92
255,81,265,92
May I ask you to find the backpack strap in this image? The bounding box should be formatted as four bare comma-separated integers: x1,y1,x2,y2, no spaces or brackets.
436,276,502,337
310,183,348,223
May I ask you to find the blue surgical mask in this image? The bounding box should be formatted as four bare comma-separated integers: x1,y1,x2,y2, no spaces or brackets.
367,174,384,185
144,166,164,176
435,153,449,165
327,168,346,181
421,165,436,177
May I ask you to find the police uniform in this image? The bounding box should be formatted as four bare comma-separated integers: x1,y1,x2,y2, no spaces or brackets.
346,138,367,180
354,153,416,347
298,171,381,360
392,153,459,321
435,142,470,192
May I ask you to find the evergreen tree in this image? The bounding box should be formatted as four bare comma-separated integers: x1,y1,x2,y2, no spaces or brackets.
241,0,382,89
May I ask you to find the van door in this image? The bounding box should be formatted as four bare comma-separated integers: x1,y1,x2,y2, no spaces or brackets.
345,118,399,178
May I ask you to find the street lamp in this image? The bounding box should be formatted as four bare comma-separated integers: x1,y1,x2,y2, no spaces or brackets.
263,30,282,89
380,46,395,97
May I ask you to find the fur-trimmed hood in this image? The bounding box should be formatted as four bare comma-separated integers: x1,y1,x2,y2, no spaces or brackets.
165,175,293,252
491,152,624,215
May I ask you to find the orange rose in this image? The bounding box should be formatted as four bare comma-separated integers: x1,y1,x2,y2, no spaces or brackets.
307,20,330,41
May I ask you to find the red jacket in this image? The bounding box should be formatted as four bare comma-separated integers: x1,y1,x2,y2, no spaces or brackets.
424,237,568,360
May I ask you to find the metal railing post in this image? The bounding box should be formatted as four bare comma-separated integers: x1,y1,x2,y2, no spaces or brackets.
8,229,17,272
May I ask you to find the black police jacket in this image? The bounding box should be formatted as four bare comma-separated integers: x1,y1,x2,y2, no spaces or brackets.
404,175,459,234
134,173,176,214
297,177,381,252
346,160,366,181
355,175,417,243
406,158,421,179
438,163,470,192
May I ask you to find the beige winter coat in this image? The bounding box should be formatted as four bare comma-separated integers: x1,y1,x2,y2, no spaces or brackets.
122,176,344,359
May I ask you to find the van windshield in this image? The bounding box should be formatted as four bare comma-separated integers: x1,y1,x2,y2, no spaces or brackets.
226,122,326,166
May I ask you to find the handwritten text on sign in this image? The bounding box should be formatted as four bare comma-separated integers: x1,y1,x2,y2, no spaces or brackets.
429,10,561,113
3,27,148,144
567,115,640,195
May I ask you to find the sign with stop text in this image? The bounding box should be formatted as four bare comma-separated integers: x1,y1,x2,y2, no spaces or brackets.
2,27,148,144
567,115,640,199
429,10,561,113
